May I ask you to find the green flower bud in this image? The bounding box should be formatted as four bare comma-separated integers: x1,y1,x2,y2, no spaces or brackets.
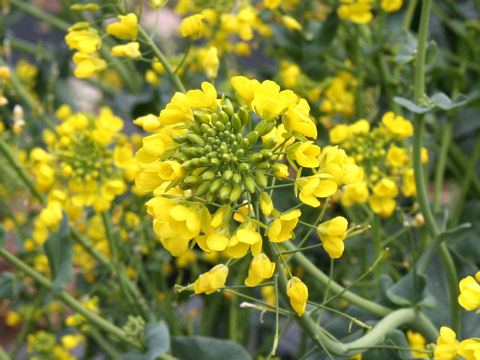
196,181,211,196
231,114,242,132
246,131,259,146
222,99,234,117
219,183,232,200
70,4,86,11
244,176,256,194
255,172,268,188
210,179,223,193
186,134,205,146
238,163,249,172
191,123,203,135
254,120,276,136
249,153,263,163
262,138,276,149
229,185,243,202
256,161,270,170
218,111,229,124
232,173,242,184
214,121,225,131
223,170,233,180
235,148,245,158
195,113,211,124
207,128,217,137
184,175,201,185
238,107,250,126
202,171,216,180
260,149,272,159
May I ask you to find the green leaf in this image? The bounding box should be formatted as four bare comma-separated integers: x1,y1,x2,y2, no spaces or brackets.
0,272,19,300
425,40,438,65
386,272,435,308
0,224,5,248
145,322,170,360
394,31,417,65
393,97,432,114
44,213,73,293
171,336,251,360
431,93,468,110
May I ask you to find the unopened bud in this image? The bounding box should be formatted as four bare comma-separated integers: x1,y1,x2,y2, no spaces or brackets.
255,172,268,188
244,176,256,194
229,185,242,202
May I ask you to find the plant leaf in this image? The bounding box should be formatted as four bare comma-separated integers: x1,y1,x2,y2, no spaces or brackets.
44,213,73,293
145,322,170,360
171,336,251,360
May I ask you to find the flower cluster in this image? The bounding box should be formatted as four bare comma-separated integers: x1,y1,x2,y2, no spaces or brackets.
329,112,427,217
29,106,136,248
337,0,403,24
27,330,83,360
135,77,360,315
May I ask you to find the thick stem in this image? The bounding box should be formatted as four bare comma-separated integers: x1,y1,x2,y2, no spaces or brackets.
433,119,453,213
282,240,391,317
0,247,144,350
138,26,186,93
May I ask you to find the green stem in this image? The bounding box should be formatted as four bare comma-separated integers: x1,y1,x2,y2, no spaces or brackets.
433,119,453,212
373,215,382,280
0,346,10,360
138,26,186,93
87,327,122,359
403,0,418,30
0,57,55,130
448,143,480,198
0,137,45,205
8,302,37,358
8,36,54,61
0,247,144,350
282,240,392,317
353,28,365,119
448,135,480,228
10,0,69,31
439,243,460,335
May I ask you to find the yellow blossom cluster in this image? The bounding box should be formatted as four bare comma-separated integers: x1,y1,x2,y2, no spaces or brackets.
29,105,136,249
134,77,361,315
27,330,83,360
329,112,427,217
319,70,357,118
337,0,403,24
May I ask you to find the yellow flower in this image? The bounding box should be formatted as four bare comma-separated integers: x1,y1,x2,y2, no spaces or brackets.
298,175,337,207
272,163,289,179
6,311,21,326
194,264,229,294
236,226,262,246
381,0,402,12
159,92,194,126
245,253,276,287
185,82,217,108
176,250,197,268
202,46,219,79
179,14,205,40
231,76,260,106
106,13,138,40
282,15,303,30
387,144,407,167
373,178,398,198
72,52,106,78
203,231,230,252
286,277,308,316
341,182,369,206
133,114,161,132
382,111,413,139
458,339,480,360
317,216,348,258
330,124,350,144
458,272,480,311
264,0,282,9
0,66,10,80
61,334,82,350
350,119,370,134
337,1,373,24
267,209,301,243
283,99,317,139
111,42,141,58
260,192,274,216
402,168,416,197
406,330,428,358
290,141,321,168
279,61,301,88
65,25,101,54
434,327,458,360
252,80,297,121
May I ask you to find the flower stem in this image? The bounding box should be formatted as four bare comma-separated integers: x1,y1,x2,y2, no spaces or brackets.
0,247,144,350
138,26,186,93
433,118,453,212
